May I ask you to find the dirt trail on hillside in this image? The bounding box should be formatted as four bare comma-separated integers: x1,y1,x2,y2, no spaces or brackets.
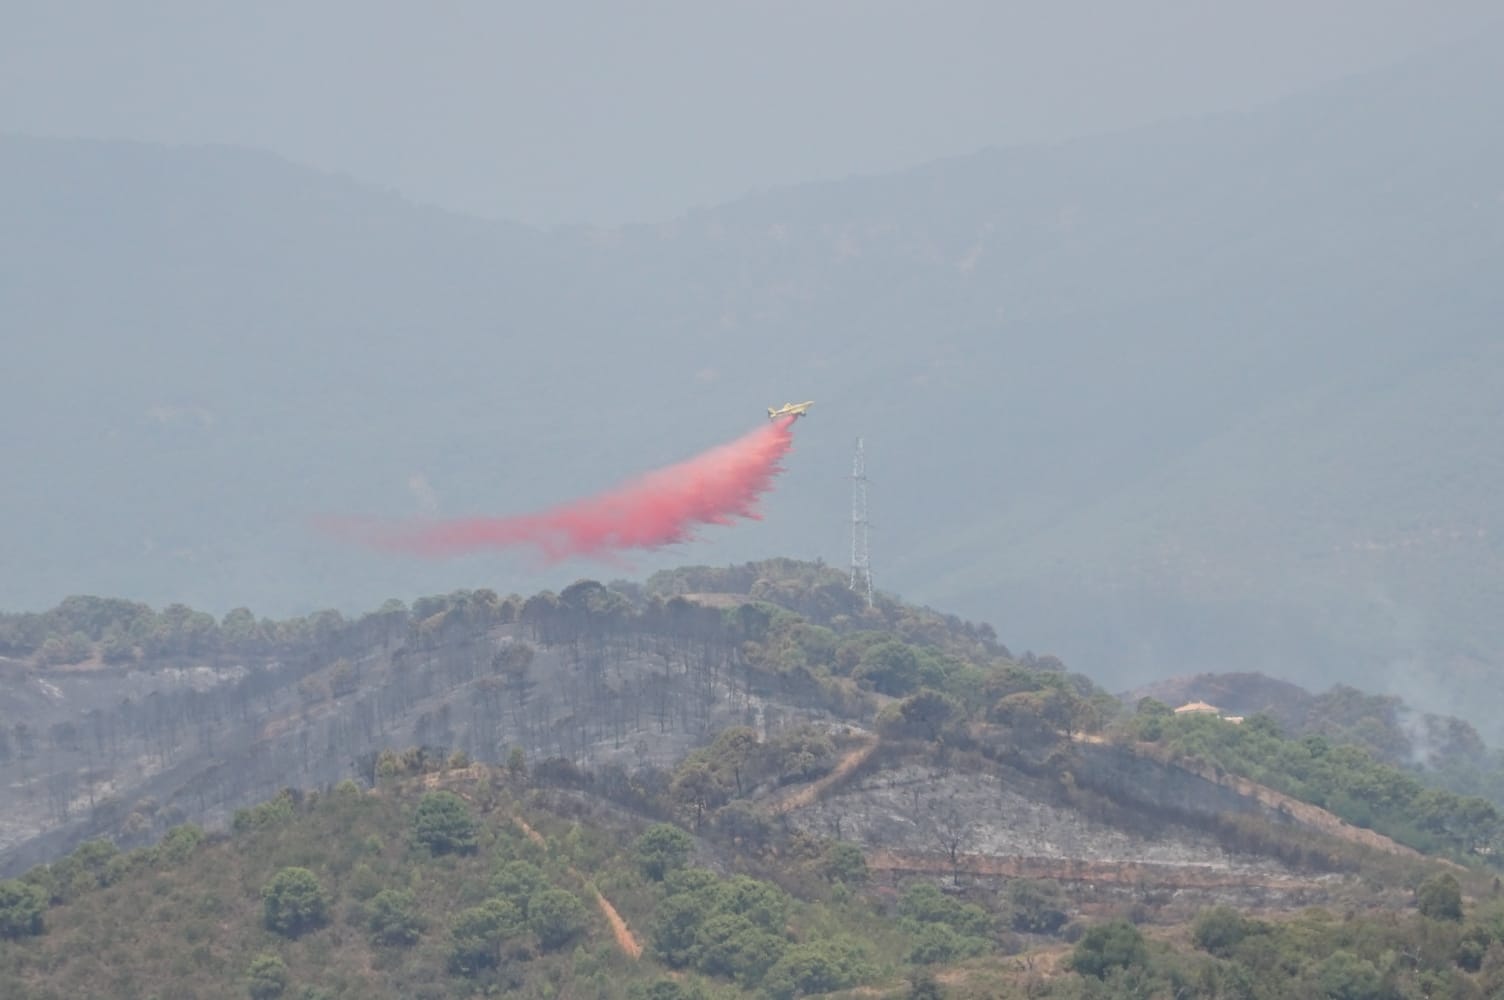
770,734,878,815
512,815,546,846
592,887,643,958
868,849,1330,891
514,813,642,958
421,764,486,798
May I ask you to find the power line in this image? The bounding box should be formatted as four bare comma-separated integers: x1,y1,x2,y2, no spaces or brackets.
850,437,873,606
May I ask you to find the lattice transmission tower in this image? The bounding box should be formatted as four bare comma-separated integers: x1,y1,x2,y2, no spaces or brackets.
849,437,873,606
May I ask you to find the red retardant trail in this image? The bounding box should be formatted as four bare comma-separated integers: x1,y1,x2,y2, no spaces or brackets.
332,416,798,562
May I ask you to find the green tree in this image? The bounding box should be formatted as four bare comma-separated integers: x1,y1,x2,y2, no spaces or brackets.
448,897,524,975
713,799,774,849
897,883,991,937
695,911,785,984
1068,919,1148,979
1481,941,1504,997
628,980,691,1000
651,892,709,967
234,791,295,832
413,790,477,855
1191,906,1253,957
261,867,330,938
906,923,986,964
1008,878,1068,934
762,938,870,1000
671,761,726,829
490,860,547,911
1132,697,1174,740
703,726,761,795
1314,950,1382,1000
822,842,869,885
771,726,835,783
367,888,424,946
1417,872,1464,921
893,689,963,741
908,970,945,1000
245,953,289,1000
0,879,46,939
635,823,694,880
715,875,790,932
100,632,137,663
528,888,588,950
158,823,204,864
854,640,924,696
220,607,261,648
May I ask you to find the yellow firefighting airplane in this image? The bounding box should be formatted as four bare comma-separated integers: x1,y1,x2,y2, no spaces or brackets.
767,401,814,421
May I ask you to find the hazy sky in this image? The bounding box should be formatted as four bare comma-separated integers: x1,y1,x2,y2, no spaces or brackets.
4,1,1500,225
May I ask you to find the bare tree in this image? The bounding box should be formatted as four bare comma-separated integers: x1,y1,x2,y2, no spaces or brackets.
925,792,977,885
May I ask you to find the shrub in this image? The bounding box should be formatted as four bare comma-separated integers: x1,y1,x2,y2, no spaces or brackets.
1008,878,1068,934
822,842,869,885
1067,919,1147,979
245,953,289,999
367,888,424,946
634,823,693,881
158,824,204,864
0,879,46,939
490,860,547,912
261,867,329,938
234,792,295,833
413,791,477,855
528,888,588,951
762,938,871,1000
1314,950,1382,1000
1191,906,1252,957
897,883,992,937
448,898,525,975
906,923,987,965
1417,873,1464,921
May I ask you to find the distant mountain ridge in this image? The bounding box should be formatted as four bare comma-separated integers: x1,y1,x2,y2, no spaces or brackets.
1123,672,1498,778
3,29,1502,731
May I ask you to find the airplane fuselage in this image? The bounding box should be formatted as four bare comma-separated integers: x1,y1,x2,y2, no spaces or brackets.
767,401,814,420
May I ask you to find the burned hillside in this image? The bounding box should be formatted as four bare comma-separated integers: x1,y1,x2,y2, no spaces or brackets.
2,560,1500,904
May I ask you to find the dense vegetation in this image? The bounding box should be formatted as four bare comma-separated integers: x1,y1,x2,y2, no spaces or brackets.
7,560,1504,872
0,760,1015,999
5,759,1504,999
1125,700,1504,863
1042,881,1504,1000
9,561,1504,996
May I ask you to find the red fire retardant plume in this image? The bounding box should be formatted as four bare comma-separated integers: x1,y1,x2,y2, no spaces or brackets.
330,416,798,561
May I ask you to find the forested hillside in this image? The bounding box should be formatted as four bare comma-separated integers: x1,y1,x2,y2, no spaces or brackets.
5,747,1504,998
0,560,1010,871
6,561,1504,995
5,559,1504,880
